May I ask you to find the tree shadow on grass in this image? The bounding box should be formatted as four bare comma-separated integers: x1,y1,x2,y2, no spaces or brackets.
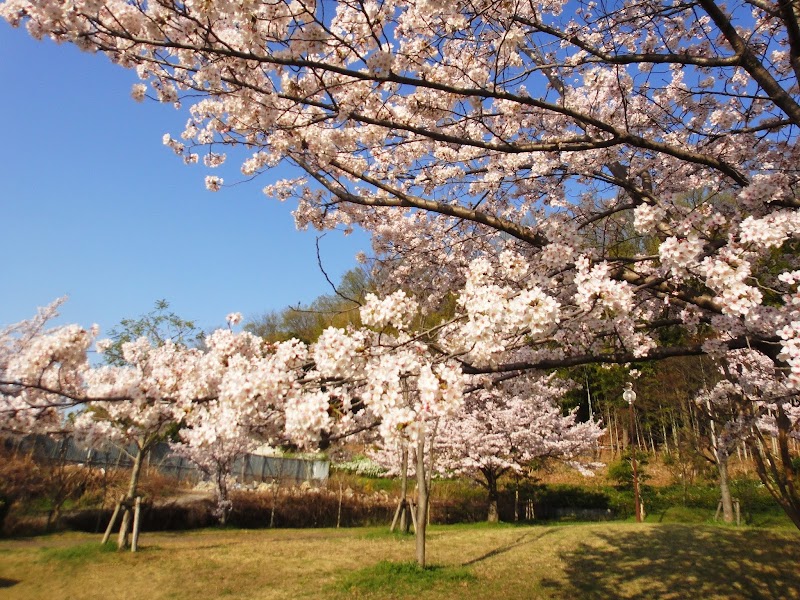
0,578,20,588
540,525,800,600
462,529,556,566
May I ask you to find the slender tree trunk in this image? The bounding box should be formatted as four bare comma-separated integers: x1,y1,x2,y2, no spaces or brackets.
399,444,411,533
658,402,670,454
415,428,429,568
671,410,680,451
629,401,642,523
115,444,146,550
680,448,690,505
621,413,629,450
216,466,230,527
425,421,438,527
485,470,499,523
705,396,734,523
390,444,412,534
636,415,646,452
716,448,735,523
270,459,286,528
47,505,62,532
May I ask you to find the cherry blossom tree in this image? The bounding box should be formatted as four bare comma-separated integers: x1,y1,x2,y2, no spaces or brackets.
170,314,267,526
1,297,461,562
170,400,255,526
437,376,602,522
66,302,204,544
1,306,307,548
696,349,800,528
3,0,796,371
0,297,77,436
3,0,800,539
86,320,310,545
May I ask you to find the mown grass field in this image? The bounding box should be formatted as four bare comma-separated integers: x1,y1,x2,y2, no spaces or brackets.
0,522,797,600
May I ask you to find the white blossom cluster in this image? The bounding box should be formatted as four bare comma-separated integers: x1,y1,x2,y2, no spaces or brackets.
698,252,763,317
574,256,633,315
659,235,704,279
312,327,366,379
633,203,666,235
360,290,419,329
452,257,560,363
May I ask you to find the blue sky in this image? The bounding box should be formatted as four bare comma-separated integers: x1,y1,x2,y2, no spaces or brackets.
0,24,368,335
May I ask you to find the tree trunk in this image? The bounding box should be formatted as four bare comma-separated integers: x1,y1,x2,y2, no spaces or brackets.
390,444,412,534
399,444,411,533
706,396,734,523
269,460,285,528
415,428,429,568
621,415,629,449
629,401,642,523
485,470,499,523
117,505,132,550
216,467,230,527
46,505,62,532
716,448,735,523
671,410,680,451
114,444,146,550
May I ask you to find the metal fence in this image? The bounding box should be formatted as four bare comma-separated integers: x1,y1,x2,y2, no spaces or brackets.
6,435,329,485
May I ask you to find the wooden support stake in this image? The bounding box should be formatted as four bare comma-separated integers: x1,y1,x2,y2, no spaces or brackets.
408,500,418,532
390,501,403,532
336,482,343,529
117,505,131,550
131,497,142,552
102,497,123,545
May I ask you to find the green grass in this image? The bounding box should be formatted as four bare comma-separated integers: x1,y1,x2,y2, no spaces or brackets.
38,541,118,564
336,560,476,598
0,523,798,599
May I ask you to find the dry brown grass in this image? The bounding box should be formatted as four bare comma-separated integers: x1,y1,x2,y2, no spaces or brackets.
0,522,798,600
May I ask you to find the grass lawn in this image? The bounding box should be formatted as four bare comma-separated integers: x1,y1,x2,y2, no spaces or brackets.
0,522,797,599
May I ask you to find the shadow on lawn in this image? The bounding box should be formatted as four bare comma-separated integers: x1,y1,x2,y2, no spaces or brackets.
462,529,556,566
540,525,800,600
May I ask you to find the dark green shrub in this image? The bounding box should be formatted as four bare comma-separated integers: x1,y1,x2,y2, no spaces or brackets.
731,478,782,513
607,451,650,490
511,484,617,520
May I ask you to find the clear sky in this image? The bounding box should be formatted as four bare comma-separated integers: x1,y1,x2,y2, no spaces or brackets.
0,24,368,335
